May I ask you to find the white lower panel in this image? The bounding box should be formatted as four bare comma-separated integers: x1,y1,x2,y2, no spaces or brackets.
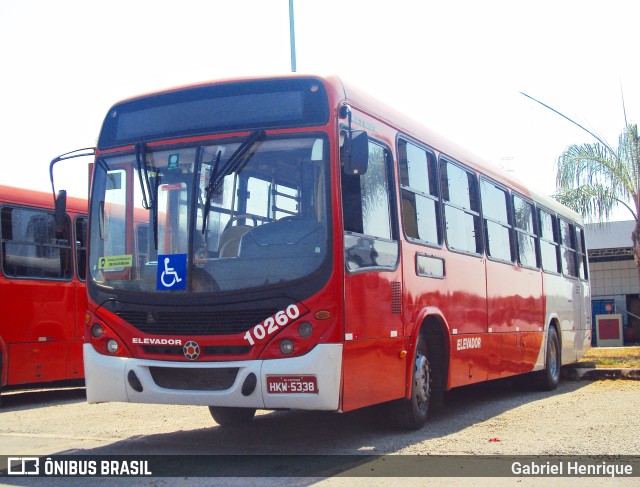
83,343,342,411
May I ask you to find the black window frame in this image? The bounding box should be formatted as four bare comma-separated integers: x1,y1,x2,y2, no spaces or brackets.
512,193,539,270
538,207,561,275
480,177,515,264
0,204,74,281
397,136,442,248
74,215,88,281
559,217,579,278
342,137,400,273
439,157,483,256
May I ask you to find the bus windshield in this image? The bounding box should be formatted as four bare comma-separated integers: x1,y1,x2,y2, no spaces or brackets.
89,133,330,295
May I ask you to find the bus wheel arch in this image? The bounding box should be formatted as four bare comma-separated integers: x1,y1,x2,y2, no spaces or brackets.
390,314,449,429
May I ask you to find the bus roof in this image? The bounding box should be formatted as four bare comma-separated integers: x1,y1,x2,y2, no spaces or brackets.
0,185,87,214
102,73,582,225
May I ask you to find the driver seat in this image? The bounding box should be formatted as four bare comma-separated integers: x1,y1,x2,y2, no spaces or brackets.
218,225,252,257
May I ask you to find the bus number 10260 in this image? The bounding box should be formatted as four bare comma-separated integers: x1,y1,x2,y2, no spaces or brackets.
243,304,301,346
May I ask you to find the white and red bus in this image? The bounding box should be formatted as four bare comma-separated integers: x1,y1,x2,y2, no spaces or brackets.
56,75,590,428
0,185,87,403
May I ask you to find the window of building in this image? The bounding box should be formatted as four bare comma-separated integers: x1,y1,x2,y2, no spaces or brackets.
440,160,482,255
398,139,440,246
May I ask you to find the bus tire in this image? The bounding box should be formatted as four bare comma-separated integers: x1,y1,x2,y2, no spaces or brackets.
208,406,256,427
534,326,561,391
391,333,430,430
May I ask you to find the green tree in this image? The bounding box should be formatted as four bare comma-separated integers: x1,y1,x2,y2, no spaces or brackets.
521,92,640,267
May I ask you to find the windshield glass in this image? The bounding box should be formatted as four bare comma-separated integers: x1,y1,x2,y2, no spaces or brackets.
89,134,330,294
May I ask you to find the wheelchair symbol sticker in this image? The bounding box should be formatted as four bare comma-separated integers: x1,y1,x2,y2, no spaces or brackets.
157,254,187,291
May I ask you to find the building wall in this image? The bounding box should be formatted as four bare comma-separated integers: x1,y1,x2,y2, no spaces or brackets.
590,259,640,299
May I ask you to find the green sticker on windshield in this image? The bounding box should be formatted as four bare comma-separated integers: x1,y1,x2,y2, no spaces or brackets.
168,154,179,171
98,254,133,270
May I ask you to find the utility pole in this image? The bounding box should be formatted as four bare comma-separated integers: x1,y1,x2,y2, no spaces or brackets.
289,0,297,72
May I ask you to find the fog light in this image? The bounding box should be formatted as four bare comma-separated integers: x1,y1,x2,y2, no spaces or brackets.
280,339,294,355
106,339,119,354
91,323,104,338
298,322,313,338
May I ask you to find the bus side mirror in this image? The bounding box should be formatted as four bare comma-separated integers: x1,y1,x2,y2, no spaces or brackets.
54,190,67,234
342,130,369,176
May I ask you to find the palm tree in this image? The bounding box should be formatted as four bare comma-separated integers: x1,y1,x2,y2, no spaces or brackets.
521,92,640,267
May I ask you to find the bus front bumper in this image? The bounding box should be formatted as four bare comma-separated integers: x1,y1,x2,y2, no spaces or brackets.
83,343,342,411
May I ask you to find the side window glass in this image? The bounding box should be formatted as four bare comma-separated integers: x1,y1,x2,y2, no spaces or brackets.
440,160,482,254
343,140,398,270
513,195,538,268
398,139,440,246
538,209,560,273
1,206,72,279
480,180,513,262
560,219,578,277
576,226,588,280
75,217,87,281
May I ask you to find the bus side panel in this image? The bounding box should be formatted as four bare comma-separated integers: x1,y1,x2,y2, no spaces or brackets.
342,270,406,411
341,338,406,412
8,342,68,384
542,273,579,365
2,280,76,385
485,260,544,377
68,279,87,378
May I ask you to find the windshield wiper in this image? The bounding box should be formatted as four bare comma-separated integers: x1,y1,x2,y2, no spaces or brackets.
201,129,266,234
136,143,159,249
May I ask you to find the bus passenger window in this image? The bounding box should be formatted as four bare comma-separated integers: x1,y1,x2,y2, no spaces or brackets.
342,141,398,270
1,207,72,279
75,217,87,281
576,226,588,280
398,139,440,246
440,160,482,255
481,179,514,262
513,195,538,268
539,209,560,274
560,219,578,277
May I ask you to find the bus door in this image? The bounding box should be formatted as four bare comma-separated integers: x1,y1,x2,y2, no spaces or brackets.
340,138,406,411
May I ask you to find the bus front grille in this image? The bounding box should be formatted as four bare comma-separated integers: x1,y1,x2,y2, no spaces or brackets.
149,367,239,391
116,309,277,335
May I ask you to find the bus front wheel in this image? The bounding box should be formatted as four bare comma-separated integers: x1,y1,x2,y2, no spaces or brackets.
390,333,430,429
208,406,256,427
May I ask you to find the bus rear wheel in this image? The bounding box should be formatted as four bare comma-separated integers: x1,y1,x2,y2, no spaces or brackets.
534,326,561,391
391,334,430,430
208,406,256,427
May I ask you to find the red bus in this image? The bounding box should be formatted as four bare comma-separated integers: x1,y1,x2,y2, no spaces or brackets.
56,75,590,428
0,185,87,403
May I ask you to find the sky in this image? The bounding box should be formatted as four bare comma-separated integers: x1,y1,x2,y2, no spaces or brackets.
1,0,638,221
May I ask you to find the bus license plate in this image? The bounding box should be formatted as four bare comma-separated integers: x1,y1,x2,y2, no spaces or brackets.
266,375,317,394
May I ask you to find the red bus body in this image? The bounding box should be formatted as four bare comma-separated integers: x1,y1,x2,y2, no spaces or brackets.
78,75,590,427
0,185,87,398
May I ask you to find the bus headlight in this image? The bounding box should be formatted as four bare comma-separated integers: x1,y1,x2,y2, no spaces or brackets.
90,323,104,338
280,339,294,355
298,322,313,338
106,339,120,354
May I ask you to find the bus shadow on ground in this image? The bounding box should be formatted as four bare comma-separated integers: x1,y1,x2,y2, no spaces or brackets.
60,377,589,459
0,382,85,411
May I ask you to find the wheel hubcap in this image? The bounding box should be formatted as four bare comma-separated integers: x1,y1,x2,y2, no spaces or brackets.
414,353,430,411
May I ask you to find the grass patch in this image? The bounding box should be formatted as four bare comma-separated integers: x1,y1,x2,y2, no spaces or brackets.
576,346,640,368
